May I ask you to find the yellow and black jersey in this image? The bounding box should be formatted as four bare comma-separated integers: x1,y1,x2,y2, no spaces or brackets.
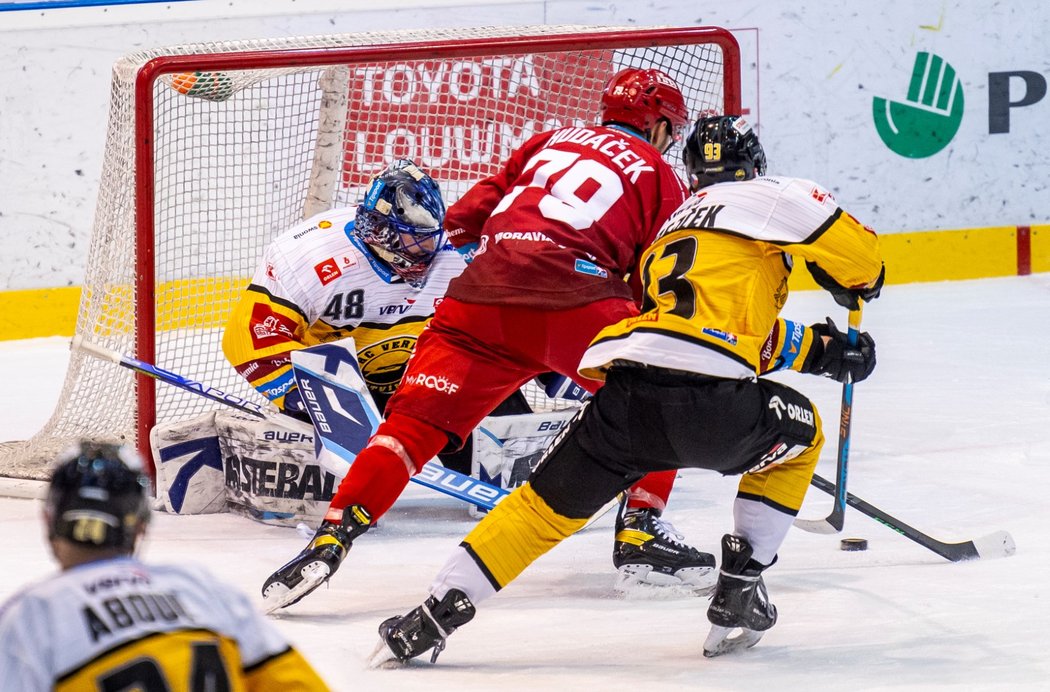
222,207,467,409
579,176,883,381
0,557,327,690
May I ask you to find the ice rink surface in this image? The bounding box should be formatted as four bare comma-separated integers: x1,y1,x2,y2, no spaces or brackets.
2,275,1048,691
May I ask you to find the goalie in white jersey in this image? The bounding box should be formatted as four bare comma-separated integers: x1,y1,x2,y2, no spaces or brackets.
224,158,473,418
222,158,532,475
0,442,328,690
370,115,886,665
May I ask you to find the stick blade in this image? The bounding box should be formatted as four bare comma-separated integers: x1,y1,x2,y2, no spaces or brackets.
793,516,842,534
972,530,1016,560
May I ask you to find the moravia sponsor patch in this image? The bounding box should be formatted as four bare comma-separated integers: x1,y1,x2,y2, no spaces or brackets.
574,259,608,278
702,327,738,345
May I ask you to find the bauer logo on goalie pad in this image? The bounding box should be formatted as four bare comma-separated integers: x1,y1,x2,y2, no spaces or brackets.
292,341,382,464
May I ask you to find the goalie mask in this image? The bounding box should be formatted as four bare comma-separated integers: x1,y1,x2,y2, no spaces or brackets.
355,160,446,287
683,114,767,191
45,442,151,552
599,67,690,147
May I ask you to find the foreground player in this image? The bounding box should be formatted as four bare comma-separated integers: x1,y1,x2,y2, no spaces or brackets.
371,115,885,663
262,68,713,612
0,442,328,690
222,159,531,475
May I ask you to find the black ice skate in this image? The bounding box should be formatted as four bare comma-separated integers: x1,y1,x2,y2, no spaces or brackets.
703,533,778,657
368,589,476,667
613,505,716,594
261,505,372,614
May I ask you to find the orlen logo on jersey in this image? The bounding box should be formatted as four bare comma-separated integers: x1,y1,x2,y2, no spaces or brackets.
404,372,460,395
768,395,815,427
315,258,342,285
249,305,296,349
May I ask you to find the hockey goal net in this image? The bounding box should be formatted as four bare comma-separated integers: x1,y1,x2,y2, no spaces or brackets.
1,25,740,480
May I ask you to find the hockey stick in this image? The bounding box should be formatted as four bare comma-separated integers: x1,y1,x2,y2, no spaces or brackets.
794,306,863,534
71,336,510,511
808,472,1016,561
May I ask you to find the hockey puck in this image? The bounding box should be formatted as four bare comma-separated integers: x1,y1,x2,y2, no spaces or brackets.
840,538,868,551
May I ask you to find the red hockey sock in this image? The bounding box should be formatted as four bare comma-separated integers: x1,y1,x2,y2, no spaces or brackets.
326,444,411,521
626,470,677,513
326,413,450,521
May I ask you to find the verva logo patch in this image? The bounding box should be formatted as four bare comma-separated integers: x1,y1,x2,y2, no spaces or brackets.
315,258,342,285
249,304,297,349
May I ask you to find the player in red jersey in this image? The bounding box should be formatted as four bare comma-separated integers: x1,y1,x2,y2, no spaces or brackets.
262,68,712,611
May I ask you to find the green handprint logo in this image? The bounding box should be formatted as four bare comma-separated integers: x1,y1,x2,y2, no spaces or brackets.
873,52,964,158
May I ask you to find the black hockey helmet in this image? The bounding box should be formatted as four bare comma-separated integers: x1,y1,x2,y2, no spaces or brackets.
45,442,151,551
682,114,767,191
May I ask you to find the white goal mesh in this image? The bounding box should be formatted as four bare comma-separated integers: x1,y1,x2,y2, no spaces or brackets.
1,25,740,480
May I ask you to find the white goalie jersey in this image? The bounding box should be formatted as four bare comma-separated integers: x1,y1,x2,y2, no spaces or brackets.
223,206,467,411
0,557,326,690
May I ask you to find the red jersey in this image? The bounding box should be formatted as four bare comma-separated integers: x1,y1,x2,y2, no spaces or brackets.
444,125,688,308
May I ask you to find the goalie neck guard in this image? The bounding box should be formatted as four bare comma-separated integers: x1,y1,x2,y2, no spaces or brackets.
354,159,446,288
45,442,151,552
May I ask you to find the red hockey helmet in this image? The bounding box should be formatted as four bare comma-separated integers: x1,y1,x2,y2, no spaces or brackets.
599,68,689,142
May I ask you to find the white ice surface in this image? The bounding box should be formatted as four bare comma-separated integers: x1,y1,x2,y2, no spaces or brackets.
2,275,1049,691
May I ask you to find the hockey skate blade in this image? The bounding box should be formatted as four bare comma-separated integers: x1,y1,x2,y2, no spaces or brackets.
366,638,403,669
792,516,842,534
614,564,717,598
702,625,765,658
261,562,331,615
974,530,1016,560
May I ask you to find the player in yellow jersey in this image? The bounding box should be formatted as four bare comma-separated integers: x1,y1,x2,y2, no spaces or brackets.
0,442,329,690
369,115,885,664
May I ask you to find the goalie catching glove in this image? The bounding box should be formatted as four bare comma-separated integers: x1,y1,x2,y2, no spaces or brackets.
806,261,885,310
800,317,876,383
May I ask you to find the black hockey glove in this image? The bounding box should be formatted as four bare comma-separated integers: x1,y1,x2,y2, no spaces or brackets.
802,317,876,383
281,386,313,424
806,261,885,310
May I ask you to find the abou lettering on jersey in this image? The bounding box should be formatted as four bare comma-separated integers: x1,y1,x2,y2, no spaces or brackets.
225,454,337,502
342,54,602,185
360,336,417,395
84,592,189,642
546,127,655,183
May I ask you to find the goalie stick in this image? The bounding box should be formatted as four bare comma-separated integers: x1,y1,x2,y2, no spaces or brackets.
808,472,1016,561
794,306,863,534
71,336,509,512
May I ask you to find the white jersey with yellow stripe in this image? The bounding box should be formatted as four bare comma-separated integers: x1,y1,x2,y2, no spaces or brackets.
0,557,324,691
223,207,466,407
578,176,882,381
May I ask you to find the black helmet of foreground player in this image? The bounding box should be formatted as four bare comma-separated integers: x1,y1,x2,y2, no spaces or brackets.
600,67,690,154
355,159,446,288
45,442,151,553
683,114,767,191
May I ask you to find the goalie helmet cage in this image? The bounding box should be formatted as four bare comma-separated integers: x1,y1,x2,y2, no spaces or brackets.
1,25,740,481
